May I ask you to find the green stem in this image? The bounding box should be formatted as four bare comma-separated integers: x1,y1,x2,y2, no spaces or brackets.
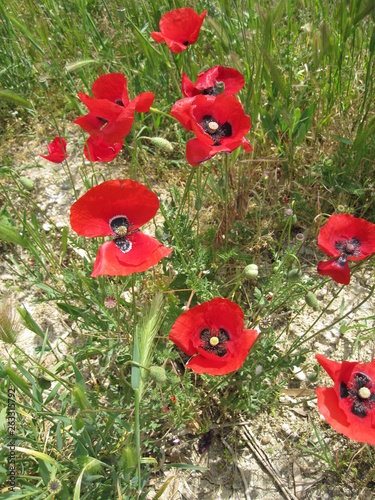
134,387,141,492
149,106,177,121
176,166,196,224
224,155,229,253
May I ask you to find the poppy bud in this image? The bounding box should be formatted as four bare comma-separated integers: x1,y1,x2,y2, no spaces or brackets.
47,478,62,495
259,317,272,333
148,137,173,153
215,81,225,94
104,296,117,309
39,77,48,91
117,7,126,22
38,377,51,390
243,264,258,279
19,177,34,191
305,292,319,311
287,269,301,282
155,227,164,240
149,366,167,385
292,214,297,224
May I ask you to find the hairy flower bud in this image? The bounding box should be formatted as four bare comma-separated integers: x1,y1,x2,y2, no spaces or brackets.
305,292,319,311
149,366,167,385
287,269,301,282
243,264,258,279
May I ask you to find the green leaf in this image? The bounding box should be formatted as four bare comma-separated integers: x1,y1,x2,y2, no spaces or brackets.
65,59,98,72
263,52,288,98
0,224,29,247
5,367,33,398
260,110,280,146
17,307,45,340
0,89,32,108
15,446,57,466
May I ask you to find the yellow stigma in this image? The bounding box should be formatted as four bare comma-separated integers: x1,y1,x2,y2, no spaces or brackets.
208,121,219,133
209,336,219,346
116,225,128,236
358,387,371,399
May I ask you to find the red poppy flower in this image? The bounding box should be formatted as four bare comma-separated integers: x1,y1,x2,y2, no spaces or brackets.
317,214,375,285
182,66,245,98
39,137,68,163
316,354,375,445
75,73,154,144
169,298,258,376
151,8,207,53
171,94,252,166
70,179,172,277
84,135,123,163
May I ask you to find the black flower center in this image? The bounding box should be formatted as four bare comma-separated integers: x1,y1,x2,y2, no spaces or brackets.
334,238,361,267
201,114,232,146
339,371,375,418
182,40,189,46
200,328,230,357
109,215,133,254
201,82,225,96
115,99,124,107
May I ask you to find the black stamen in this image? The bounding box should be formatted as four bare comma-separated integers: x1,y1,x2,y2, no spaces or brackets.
354,372,371,389
199,327,230,357
115,99,125,107
351,401,367,418
200,115,232,145
202,86,218,96
110,216,130,235
114,237,132,253
340,381,350,398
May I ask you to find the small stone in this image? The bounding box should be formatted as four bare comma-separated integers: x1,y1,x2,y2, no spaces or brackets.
255,365,263,376
42,222,52,232
293,366,306,381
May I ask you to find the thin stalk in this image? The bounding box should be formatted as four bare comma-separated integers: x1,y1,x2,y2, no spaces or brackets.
134,387,141,492
224,155,229,253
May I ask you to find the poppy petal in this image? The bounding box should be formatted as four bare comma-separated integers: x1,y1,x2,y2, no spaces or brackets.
317,258,350,285
91,73,129,107
132,92,155,113
152,8,207,53
163,37,191,54
194,66,245,95
74,113,103,135
169,298,257,376
170,98,195,130
150,31,165,43
318,213,375,260
315,354,342,381
70,179,160,237
181,72,196,97
39,137,68,163
241,137,253,152
84,136,123,163
91,233,172,277
186,139,219,166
